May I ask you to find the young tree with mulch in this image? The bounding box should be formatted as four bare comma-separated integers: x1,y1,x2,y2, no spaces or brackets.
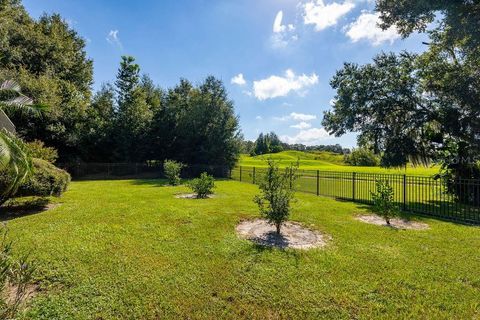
254,159,298,234
370,179,400,225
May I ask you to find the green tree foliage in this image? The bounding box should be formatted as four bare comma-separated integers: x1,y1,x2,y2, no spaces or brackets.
1,2,241,168
370,180,399,225
163,160,184,186
0,0,93,161
344,148,379,167
149,77,241,167
376,0,480,53
79,84,116,162
25,140,58,163
323,0,480,202
187,172,215,199
253,132,283,155
114,56,153,162
254,159,298,234
17,158,70,197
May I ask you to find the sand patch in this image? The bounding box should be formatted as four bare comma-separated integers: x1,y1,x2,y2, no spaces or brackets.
236,219,328,250
174,193,215,199
355,214,429,230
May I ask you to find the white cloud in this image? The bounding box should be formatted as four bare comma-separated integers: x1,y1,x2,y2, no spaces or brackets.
273,11,295,33
303,0,355,31
345,12,400,45
271,10,296,48
106,30,122,48
274,112,317,122
253,69,318,100
281,127,331,145
290,122,312,129
255,115,263,120
231,73,246,86
290,112,317,121
329,98,336,106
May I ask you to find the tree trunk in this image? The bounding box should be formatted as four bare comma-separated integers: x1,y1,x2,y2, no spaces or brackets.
386,217,390,225
276,223,281,235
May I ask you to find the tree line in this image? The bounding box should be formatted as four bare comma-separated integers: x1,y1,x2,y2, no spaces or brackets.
242,132,349,156
0,0,241,168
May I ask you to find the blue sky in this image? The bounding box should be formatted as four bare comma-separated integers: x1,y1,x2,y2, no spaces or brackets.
23,0,427,147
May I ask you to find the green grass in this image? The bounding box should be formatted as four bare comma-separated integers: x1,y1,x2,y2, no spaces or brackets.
5,180,480,319
239,151,440,176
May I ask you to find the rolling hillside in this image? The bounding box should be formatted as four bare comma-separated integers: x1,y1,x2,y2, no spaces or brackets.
238,151,440,176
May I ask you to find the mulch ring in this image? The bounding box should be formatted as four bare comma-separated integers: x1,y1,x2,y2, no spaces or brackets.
174,193,215,199
355,214,429,230
236,219,329,250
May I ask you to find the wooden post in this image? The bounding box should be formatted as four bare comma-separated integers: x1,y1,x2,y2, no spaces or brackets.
316,170,320,196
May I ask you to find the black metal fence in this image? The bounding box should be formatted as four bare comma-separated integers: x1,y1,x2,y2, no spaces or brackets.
59,163,230,180
58,163,480,224
230,166,480,224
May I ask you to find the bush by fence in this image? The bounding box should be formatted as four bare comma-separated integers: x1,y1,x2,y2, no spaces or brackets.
231,166,480,224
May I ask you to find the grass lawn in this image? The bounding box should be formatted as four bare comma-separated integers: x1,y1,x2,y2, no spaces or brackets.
239,151,440,176
5,180,480,319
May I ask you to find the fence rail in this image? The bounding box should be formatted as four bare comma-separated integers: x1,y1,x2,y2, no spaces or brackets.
58,163,480,224
59,163,230,180
230,166,480,224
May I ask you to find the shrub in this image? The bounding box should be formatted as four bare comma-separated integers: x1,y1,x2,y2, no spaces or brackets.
187,172,215,198
17,158,70,197
25,140,58,163
0,225,36,318
370,179,399,225
254,159,298,234
163,160,184,186
344,148,379,166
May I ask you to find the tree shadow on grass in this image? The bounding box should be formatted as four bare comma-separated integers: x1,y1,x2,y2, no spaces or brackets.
354,201,479,227
0,198,55,221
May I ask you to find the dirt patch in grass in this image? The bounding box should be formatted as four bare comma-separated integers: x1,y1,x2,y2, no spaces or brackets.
4,282,39,308
174,193,215,199
236,219,328,250
355,214,429,230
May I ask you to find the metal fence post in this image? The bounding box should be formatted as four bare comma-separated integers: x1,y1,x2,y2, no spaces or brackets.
316,170,320,196
240,166,242,182
403,174,407,211
352,172,356,201
253,167,256,184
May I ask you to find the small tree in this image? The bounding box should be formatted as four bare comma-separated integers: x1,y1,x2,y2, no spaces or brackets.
187,172,215,199
254,159,298,234
163,160,184,186
370,179,399,225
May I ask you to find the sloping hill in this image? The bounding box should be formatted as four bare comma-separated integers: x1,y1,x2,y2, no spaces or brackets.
238,151,439,175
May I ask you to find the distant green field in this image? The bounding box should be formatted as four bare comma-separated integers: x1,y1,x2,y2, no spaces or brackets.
238,151,440,176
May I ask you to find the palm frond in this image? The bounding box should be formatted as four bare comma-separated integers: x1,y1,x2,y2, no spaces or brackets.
0,80,21,92
0,130,33,204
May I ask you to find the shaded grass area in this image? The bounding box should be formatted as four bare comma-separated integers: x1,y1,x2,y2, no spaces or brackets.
4,180,480,319
239,151,440,176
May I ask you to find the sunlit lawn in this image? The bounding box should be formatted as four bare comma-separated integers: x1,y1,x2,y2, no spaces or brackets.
6,180,480,319
239,152,440,176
